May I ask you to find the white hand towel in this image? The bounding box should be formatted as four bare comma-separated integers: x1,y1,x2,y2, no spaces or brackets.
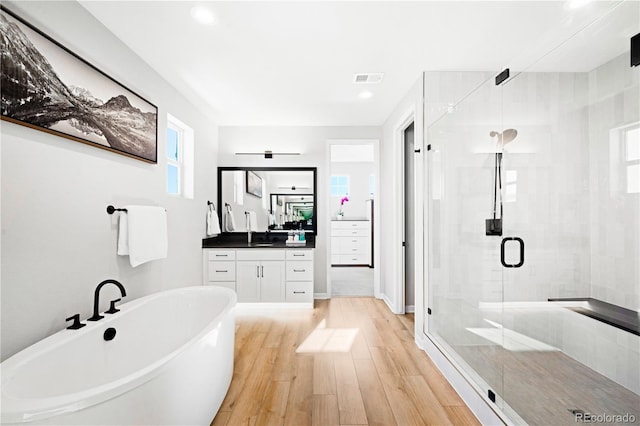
206,204,221,236
224,205,236,232
117,213,129,255
246,211,258,232
122,205,168,267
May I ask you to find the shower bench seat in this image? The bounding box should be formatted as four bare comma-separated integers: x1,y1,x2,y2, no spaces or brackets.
548,298,639,336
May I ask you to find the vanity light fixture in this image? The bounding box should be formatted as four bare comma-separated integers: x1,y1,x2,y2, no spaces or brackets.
234,150,301,159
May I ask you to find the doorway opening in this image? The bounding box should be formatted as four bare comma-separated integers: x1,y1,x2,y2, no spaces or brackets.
328,141,379,297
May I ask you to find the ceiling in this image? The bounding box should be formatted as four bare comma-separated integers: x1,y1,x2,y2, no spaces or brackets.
79,1,637,127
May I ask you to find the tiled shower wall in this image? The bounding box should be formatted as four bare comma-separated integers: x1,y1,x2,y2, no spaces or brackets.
588,53,640,312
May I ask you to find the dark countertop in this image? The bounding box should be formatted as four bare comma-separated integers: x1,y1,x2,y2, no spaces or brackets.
332,217,370,221
203,232,315,249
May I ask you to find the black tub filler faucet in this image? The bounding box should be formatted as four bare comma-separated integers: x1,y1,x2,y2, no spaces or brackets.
87,279,127,321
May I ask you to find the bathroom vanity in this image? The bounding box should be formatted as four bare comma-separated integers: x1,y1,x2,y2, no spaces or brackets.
204,166,317,307
202,235,315,307
202,246,313,306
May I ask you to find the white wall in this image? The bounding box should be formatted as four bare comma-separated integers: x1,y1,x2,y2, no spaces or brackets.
381,76,423,313
1,1,219,360
217,126,382,295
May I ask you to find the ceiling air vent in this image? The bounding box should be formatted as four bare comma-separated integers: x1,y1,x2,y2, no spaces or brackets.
354,73,384,84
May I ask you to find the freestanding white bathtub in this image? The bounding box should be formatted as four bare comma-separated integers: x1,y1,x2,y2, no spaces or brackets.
1,286,236,425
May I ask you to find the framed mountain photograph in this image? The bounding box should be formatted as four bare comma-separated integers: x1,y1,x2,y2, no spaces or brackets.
246,170,263,198
0,6,158,163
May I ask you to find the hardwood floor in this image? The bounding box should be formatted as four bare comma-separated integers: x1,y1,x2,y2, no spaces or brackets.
211,298,480,426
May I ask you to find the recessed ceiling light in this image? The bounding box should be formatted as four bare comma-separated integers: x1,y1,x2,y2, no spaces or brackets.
190,6,215,25
359,91,373,99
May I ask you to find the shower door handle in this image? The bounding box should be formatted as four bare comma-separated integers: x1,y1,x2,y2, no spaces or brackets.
501,237,524,268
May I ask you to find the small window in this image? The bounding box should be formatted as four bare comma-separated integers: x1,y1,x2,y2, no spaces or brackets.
505,170,517,202
369,174,375,196
166,126,180,195
330,175,350,197
166,114,194,198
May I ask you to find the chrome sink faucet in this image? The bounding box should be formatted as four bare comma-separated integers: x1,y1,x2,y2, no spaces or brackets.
87,279,127,321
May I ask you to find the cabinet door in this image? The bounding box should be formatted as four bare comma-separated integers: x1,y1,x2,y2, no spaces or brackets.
260,261,285,302
236,261,261,302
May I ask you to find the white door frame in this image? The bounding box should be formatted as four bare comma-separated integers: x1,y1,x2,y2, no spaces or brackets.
325,139,381,298
390,83,425,320
396,111,414,314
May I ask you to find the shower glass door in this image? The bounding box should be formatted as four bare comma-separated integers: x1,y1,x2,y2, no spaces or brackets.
426,74,506,412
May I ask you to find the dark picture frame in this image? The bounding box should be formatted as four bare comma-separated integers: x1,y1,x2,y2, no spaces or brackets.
246,170,263,198
0,6,158,163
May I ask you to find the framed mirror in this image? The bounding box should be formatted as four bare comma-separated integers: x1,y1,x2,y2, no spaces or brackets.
217,167,317,234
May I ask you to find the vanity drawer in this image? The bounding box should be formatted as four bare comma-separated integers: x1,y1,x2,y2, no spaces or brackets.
286,261,313,281
206,250,236,261
337,237,370,252
207,261,236,281
339,254,370,265
286,281,313,303
286,249,314,261
332,229,370,237
331,221,370,230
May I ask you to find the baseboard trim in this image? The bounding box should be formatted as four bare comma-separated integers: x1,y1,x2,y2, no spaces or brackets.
415,333,507,425
381,293,402,314
405,305,415,313
314,293,330,299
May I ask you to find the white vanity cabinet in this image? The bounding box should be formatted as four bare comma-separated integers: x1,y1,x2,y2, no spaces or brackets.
203,249,236,291
331,220,371,266
203,247,314,306
285,249,314,303
236,250,285,303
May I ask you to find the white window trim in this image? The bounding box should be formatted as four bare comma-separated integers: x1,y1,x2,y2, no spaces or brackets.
167,113,194,199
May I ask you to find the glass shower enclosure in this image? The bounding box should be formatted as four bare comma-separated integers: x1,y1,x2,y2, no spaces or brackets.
424,1,639,424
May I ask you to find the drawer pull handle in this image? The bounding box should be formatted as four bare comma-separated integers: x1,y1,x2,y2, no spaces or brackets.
215,254,228,257
352,232,357,234
294,269,306,272
293,254,304,257
352,240,357,242
352,249,357,251
293,291,306,294
215,270,228,273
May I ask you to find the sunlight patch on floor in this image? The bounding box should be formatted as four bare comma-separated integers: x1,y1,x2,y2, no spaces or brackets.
296,319,359,353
